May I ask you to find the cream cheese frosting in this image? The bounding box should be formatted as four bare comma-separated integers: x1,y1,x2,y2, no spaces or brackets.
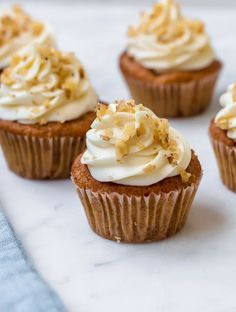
215,84,236,141
127,0,215,72
0,5,54,69
82,100,191,186
0,44,98,124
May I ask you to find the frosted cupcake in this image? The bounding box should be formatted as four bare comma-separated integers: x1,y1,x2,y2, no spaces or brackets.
209,84,236,192
0,5,54,72
0,44,98,179
72,100,202,243
119,0,222,117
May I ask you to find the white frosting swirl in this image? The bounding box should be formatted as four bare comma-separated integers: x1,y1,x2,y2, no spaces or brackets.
127,0,215,72
219,83,236,107
82,100,191,186
0,6,54,69
215,84,236,141
0,44,98,124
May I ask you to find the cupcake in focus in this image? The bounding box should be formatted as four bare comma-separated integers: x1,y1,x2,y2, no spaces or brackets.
0,43,98,179
119,0,222,117
209,84,236,192
0,5,54,72
72,100,202,243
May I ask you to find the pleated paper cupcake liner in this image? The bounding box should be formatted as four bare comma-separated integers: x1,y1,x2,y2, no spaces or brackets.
0,130,85,179
74,183,200,243
121,68,221,118
211,138,236,192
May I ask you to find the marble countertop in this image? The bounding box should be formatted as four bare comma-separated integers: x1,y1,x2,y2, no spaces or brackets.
1,3,236,312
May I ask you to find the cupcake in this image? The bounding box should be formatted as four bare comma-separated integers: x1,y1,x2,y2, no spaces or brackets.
0,5,54,73
0,43,98,179
209,84,236,192
119,0,222,117
72,100,202,243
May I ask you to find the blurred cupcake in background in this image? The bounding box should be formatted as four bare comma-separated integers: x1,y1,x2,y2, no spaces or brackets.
0,43,98,179
72,100,202,243
209,84,236,192
119,0,222,117
0,5,54,72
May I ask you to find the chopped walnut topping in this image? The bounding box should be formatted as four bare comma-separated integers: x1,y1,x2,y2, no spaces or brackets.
122,123,135,141
179,169,191,183
96,103,108,119
167,153,177,166
137,123,145,137
153,119,169,148
0,6,44,47
1,68,13,84
116,99,136,113
128,0,205,40
99,99,181,164
1,44,87,102
188,20,205,34
100,135,110,141
216,119,228,130
101,128,113,140
143,164,156,173
151,118,179,163
115,139,128,160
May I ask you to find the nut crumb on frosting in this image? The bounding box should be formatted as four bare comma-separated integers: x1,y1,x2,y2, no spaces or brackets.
128,0,205,40
167,153,178,166
0,41,99,124
100,134,110,141
215,119,228,130
82,98,192,186
95,99,180,164
96,103,109,120
116,99,136,113
1,44,88,103
115,139,128,160
215,83,236,141
125,0,216,73
179,169,191,183
143,164,156,173
0,5,44,47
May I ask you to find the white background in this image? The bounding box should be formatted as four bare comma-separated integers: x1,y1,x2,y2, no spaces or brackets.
2,0,236,6
0,1,236,312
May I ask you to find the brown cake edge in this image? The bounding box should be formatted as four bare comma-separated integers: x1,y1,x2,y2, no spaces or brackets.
72,151,202,196
119,51,222,84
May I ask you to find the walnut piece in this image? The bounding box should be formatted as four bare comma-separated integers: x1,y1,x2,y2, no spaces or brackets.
115,139,128,160
1,45,87,102
179,169,191,183
127,0,205,40
143,164,156,174
0,5,44,47
96,103,108,119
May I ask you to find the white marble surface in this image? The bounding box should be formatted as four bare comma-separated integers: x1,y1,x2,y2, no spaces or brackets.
1,3,236,312
6,0,236,8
